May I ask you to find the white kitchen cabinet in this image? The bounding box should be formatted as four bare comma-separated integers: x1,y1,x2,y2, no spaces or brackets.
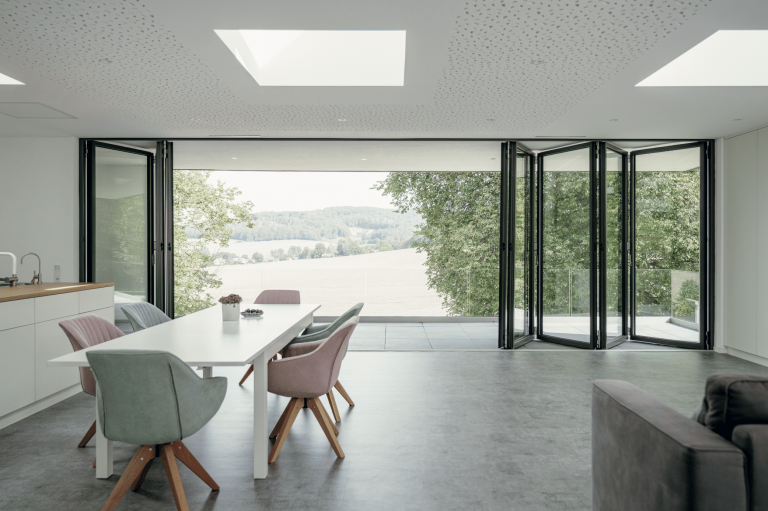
0,285,114,428
0,325,35,417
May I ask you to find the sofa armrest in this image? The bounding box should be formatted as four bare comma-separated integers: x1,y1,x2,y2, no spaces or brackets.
732,424,768,511
592,380,747,511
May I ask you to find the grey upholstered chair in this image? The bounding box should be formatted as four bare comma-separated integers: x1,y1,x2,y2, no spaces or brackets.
86,349,227,511
121,302,171,332
287,302,364,422
58,315,125,451
239,290,301,385
267,317,357,462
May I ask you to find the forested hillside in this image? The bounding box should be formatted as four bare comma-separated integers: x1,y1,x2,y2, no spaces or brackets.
226,206,421,246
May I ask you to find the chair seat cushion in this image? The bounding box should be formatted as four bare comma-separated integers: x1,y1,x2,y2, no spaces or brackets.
694,374,768,439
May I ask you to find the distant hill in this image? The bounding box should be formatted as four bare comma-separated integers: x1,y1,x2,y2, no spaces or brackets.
223,206,422,246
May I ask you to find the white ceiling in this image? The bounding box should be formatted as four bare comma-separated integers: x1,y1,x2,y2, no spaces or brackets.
0,0,767,139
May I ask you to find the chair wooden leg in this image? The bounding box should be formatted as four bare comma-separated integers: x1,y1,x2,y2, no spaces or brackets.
131,455,155,492
268,398,302,463
309,398,344,458
316,398,339,436
100,445,155,511
79,420,97,448
326,391,341,423
93,457,97,468
270,400,294,439
239,364,254,385
334,380,355,406
160,444,189,511
171,441,219,491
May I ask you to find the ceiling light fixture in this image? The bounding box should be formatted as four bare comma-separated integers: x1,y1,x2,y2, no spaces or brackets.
0,72,24,85
637,30,768,86
232,157,238,160
338,119,347,122
361,158,367,161
215,30,407,86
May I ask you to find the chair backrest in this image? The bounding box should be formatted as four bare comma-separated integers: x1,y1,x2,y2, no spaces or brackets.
254,290,300,304
86,349,227,446
121,302,171,332
59,315,124,396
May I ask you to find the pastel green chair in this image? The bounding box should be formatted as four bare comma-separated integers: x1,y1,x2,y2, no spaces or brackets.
86,349,227,511
121,302,171,332
287,302,364,422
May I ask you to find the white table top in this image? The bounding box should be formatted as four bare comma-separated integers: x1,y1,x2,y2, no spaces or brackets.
47,303,320,367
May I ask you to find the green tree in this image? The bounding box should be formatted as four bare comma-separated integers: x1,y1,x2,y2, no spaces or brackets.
311,243,326,259
376,240,393,252
252,252,264,263
173,170,254,317
288,246,302,257
299,247,311,259
375,172,500,316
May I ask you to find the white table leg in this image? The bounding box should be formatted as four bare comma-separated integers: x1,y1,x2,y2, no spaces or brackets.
95,402,113,479
253,352,268,479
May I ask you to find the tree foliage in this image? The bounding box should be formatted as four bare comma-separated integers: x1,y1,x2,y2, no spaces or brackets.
174,170,254,316
375,172,500,316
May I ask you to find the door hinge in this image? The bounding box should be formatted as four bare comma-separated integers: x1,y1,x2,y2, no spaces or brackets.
705,331,712,349
160,241,165,251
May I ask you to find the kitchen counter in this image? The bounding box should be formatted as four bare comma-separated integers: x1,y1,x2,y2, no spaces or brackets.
0,282,114,303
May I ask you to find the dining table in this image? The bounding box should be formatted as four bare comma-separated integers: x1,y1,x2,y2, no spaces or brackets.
47,302,320,480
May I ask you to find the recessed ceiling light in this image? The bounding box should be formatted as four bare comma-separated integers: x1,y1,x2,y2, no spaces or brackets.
637,31,768,86
361,158,367,161
338,119,347,122
232,157,238,160
214,30,406,86
0,72,24,85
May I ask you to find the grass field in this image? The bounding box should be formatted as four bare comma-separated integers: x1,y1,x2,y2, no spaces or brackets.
207,247,451,316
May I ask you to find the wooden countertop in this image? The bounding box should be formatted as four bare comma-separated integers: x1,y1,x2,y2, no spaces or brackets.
0,283,114,303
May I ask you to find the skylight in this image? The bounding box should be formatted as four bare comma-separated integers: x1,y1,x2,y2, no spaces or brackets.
215,30,406,86
0,72,24,85
637,30,768,87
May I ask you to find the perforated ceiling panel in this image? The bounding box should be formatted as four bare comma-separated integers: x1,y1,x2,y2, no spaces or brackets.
0,0,711,134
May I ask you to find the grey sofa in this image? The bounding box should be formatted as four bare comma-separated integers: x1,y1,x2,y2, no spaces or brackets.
593,377,768,511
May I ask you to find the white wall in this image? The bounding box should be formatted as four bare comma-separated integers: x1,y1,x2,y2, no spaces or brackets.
721,127,768,364
0,137,79,283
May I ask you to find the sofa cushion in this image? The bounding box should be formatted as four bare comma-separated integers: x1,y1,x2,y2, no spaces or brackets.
696,374,768,438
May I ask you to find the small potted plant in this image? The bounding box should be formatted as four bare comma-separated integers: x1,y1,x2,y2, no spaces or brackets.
219,294,243,321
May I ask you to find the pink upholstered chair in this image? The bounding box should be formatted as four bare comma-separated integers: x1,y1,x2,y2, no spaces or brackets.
58,315,124,450
239,290,300,385
267,317,358,462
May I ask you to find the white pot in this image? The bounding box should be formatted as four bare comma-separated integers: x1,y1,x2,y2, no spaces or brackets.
222,303,240,321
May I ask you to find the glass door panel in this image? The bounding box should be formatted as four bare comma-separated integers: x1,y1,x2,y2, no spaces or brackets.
538,145,595,347
513,150,533,340
632,145,703,346
603,146,626,344
91,143,153,311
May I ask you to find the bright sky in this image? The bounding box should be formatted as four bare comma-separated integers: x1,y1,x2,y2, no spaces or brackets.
205,171,396,212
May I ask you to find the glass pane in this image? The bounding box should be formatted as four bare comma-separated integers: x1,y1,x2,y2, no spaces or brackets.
605,149,623,340
634,147,700,343
540,147,591,343
513,153,530,337
172,141,500,348
93,146,149,308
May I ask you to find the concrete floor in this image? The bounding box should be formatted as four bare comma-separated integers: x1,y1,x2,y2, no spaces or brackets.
1,350,766,510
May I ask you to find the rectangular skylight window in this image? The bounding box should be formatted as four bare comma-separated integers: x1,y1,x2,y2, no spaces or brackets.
0,72,24,85
215,30,406,86
637,30,768,86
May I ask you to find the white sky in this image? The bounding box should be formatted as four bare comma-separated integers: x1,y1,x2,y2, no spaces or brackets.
205,171,396,212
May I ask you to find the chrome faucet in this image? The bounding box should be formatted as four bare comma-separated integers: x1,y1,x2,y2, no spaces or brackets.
21,253,42,284
0,252,18,286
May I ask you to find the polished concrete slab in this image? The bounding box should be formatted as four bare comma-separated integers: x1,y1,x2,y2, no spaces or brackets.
1,351,766,510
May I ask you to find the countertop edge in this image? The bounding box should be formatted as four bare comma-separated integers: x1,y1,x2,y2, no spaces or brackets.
0,283,114,303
